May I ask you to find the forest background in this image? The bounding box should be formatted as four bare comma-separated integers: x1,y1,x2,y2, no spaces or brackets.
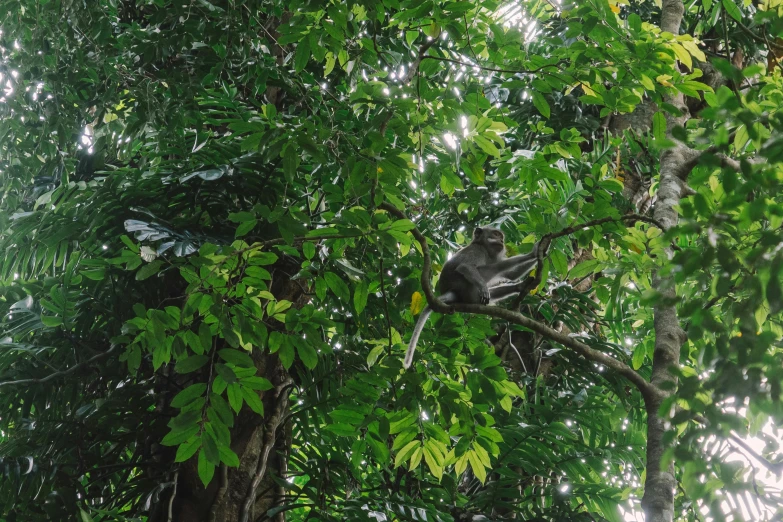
0,0,781,521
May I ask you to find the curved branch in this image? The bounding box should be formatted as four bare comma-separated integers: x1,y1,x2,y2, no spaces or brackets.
378,202,664,404
451,301,662,402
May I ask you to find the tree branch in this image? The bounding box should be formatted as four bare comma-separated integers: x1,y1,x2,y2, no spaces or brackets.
513,213,666,306
378,202,664,404
693,414,783,474
401,39,437,84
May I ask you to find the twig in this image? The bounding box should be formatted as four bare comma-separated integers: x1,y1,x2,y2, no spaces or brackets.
419,55,566,76
401,39,437,84
378,202,664,404
239,377,294,522
378,258,394,353
0,344,120,388
512,213,666,307
693,414,783,475
167,471,179,522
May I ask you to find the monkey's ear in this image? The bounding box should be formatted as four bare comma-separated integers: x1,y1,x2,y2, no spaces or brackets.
473,227,483,239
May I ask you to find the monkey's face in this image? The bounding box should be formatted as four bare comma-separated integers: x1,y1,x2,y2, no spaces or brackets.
475,227,505,251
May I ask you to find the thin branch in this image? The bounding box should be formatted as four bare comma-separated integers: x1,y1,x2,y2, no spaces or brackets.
726,431,783,475
513,213,666,305
167,471,179,522
693,414,783,475
239,377,294,522
419,55,566,76
379,258,394,353
0,344,120,388
379,202,664,404
401,38,437,84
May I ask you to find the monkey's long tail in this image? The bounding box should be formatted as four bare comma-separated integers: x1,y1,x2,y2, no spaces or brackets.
403,292,457,370
403,306,432,369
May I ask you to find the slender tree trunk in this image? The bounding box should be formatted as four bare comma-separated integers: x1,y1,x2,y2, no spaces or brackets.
641,2,688,521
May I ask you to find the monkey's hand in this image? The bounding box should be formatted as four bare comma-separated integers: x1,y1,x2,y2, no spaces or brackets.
479,284,490,304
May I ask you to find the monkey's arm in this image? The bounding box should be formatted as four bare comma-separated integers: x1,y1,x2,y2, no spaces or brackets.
456,264,490,304
480,243,540,282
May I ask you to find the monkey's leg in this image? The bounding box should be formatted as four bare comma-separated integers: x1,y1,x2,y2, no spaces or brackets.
404,291,457,369
488,282,524,304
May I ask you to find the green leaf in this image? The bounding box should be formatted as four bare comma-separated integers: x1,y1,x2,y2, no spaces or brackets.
294,38,311,72
367,345,385,367
468,450,487,484
136,260,164,281
218,348,255,368
296,339,319,369
531,91,551,118
240,386,264,415
632,344,646,370
175,437,201,462
324,51,336,76
171,383,208,408
227,382,243,413
198,449,216,486
41,315,63,327
303,242,316,259
354,280,369,314
175,354,210,374
240,376,273,391
473,135,500,158
324,272,350,301
277,341,295,370
235,219,257,237
569,259,601,279
199,323,213,353
670,43,692,70
653,111,667,141
161,425,199,447
394,440,420,467
218,444,240,467
722,0,742,22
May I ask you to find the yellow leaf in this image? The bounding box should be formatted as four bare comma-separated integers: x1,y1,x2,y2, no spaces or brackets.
609,4,621,13
410,291,425,315
656,74,673,87
581,83,596,96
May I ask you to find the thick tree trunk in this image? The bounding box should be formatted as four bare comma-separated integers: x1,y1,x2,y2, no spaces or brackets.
149,257,306,522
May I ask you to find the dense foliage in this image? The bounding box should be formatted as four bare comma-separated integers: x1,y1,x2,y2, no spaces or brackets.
0,0,781,521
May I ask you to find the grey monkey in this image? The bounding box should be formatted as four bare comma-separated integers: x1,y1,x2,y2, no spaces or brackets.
404,226,540,369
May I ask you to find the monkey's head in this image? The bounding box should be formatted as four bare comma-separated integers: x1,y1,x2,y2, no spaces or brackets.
473,226,506,253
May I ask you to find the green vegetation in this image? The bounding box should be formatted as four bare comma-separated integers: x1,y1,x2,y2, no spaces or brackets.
0,0,781,521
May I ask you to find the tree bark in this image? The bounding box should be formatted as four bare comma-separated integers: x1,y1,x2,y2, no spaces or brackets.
641,2,689,521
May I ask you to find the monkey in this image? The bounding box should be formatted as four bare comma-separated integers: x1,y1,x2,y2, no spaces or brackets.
404,226,541,369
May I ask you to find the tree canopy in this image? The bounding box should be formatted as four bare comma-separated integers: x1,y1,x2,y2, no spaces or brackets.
0,0,782,521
